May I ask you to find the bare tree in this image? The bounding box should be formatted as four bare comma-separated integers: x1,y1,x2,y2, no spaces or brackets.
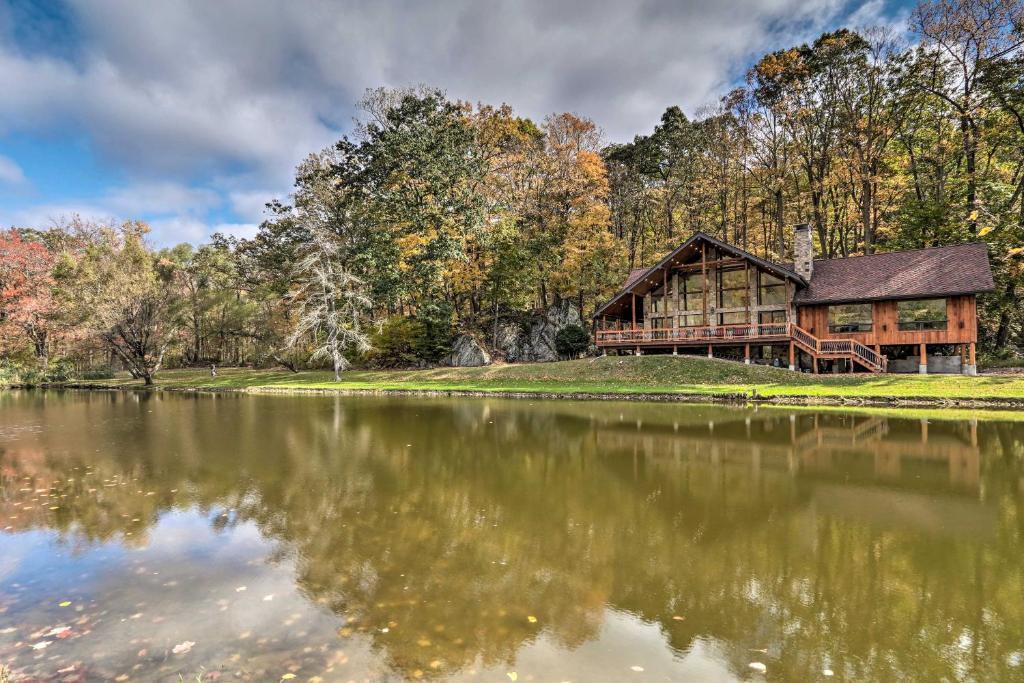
286,155,372,380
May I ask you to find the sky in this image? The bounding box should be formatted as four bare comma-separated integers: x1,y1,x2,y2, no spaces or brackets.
0,0,913,246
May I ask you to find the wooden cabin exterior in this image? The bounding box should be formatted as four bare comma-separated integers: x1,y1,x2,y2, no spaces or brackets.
593,227,994,374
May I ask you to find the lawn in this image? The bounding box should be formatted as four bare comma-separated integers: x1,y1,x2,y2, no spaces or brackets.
61,355,1024,405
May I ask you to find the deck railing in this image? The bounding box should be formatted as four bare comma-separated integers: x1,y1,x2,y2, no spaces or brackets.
595,322,790,345
597,321,887,372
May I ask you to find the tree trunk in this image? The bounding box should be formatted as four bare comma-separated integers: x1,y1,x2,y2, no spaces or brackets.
861,168,874,255
963,116,977,234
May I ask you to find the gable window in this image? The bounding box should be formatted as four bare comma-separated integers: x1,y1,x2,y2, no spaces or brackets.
897,298,947,331
829,303,872,333
718,268,747,309
758,272,786,306
681,272,705,318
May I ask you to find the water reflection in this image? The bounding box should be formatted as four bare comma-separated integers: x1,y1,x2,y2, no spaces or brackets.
1,392,1023,681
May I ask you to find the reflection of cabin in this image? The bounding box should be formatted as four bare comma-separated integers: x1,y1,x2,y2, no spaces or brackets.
593,226,994,374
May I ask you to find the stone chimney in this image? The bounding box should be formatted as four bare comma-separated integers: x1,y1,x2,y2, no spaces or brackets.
794,223,814,280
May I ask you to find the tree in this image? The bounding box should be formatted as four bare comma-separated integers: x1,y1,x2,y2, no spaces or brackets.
286,156,372,380
0,229,58,369
67,221,181,385
911,0,1024,233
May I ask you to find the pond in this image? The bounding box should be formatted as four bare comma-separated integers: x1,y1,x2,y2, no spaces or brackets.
1,391,1023,682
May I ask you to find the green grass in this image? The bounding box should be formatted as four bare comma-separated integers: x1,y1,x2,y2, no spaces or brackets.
57,355,1024,405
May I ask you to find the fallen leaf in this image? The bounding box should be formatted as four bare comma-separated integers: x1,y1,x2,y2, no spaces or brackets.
749,662,767,673
172,640,196,654
823,669,834,677
507,674,517,681
31,640,52,650
672,615,685,621
280,675,296,681
527,615,537,624
59,601,72,607
630,666,644,672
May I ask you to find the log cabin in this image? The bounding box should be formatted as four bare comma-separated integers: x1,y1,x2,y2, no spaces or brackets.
593,225,995,374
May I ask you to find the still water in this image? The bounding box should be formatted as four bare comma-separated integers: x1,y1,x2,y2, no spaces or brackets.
1,391,1023,682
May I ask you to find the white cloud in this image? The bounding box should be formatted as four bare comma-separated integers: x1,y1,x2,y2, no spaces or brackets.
0,154,25,186
0,0,894,243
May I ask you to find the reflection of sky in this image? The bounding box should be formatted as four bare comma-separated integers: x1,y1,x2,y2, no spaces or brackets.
0,510,375,679
1,509,729,681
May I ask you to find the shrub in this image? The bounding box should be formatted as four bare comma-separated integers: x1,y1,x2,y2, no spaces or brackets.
367,317,429,368
555,325,590,359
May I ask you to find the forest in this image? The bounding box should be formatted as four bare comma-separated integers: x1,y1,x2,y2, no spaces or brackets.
1,0,1023,383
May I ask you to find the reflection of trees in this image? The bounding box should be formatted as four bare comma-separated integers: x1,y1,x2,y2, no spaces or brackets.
2,391,1024,679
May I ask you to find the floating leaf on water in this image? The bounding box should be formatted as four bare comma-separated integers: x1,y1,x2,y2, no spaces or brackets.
672,615,685,621
44,626,71,637
527,615,537,623
31,640,52,650
823,669,834,677
280,675,296,681
630,666,644,672
172,640,195,654
59,601,72,607
507,674,517,681
749,662,767,673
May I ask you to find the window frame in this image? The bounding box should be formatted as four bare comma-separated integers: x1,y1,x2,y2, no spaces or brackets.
828,303,873,333
897,298,948,331
717,267,747,310
758,272,787,306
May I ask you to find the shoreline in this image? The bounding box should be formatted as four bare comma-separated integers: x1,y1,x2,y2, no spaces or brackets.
16,380,1024,411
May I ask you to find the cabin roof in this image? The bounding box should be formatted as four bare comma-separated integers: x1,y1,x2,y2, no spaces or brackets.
794,242,995,305
596,237,995,318
593,232,804,318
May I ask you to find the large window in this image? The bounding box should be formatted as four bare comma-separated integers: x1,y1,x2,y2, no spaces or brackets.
719,311,747,326
759,310,787,324
897,298,947,331
759,272,787,306
718,268,747,309
681,272,704,313
679,313,705,328
829,303,873,333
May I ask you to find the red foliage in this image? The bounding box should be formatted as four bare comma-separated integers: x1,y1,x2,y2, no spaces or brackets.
0,229,56,349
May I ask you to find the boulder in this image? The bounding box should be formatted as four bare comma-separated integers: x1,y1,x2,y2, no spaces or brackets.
495,321,528,363
445,334,491,367
524,300,583,362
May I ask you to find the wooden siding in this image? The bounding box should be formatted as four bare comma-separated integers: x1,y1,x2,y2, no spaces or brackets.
796,295,977,346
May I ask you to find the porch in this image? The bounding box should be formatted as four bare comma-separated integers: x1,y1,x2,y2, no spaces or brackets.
596,322,889,373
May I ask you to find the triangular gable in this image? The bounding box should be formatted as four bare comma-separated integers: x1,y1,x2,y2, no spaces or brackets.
593,232,806,319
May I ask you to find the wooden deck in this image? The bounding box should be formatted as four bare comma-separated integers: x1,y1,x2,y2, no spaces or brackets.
595,322,791,346
596,322,887,373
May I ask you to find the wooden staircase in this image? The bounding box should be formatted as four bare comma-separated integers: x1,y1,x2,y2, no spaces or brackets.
790,324,887,373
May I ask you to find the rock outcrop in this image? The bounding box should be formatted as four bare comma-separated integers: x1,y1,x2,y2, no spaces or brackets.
495,300,584,363
445,334,491,367
495,321,528,363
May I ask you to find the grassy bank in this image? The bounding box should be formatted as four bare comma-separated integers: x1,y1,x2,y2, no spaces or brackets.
42,355,1024,407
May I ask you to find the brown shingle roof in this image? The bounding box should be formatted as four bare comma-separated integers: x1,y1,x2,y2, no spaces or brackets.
794,242,994,305
623,267,647,290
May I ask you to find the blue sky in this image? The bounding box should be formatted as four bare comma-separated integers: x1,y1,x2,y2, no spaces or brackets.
0,0,912,246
